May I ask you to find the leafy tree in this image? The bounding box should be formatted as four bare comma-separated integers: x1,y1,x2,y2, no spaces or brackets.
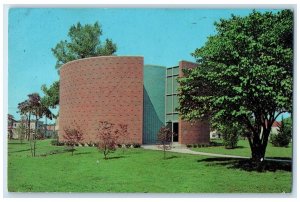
178,10,293,163
63,123,84,156
270,116,292,147
96,121,120,160
52,21,117,73
41,81,60,111
157,126,173,159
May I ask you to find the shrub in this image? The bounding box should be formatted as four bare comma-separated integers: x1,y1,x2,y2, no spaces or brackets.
132,143,141,148
96,121,121,160
186,144,192,148
63,125,84,156
50,139,64,146
157,126,173,159
223,132,239,149
270,117,292,147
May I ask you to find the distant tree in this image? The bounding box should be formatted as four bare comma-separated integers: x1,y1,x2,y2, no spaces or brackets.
18,100,32,141
270,116,292,147
157,126,173,159
18,93,53,156
178,10,293,163
7,114,15,140
29,93,53,156
15,120,26,144
96,121,119,160
52,21,117,73
63,123,84,156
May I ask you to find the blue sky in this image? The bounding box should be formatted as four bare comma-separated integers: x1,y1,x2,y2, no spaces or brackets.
8,8,286,123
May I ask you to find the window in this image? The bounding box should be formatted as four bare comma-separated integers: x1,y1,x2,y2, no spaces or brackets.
167,68,172,76
166,96,172,114
173,67,179,75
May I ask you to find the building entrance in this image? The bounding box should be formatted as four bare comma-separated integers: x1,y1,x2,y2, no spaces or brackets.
173,122,178,142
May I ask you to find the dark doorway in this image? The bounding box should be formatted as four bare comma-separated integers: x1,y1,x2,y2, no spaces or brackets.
173,122,178,142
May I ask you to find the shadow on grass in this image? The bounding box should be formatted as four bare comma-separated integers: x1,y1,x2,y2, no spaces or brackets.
105,156,126,160
9,149,31,153
74,152,92,155
38,149,68,157
198,157,292,172
266,157,292,161
8,142,27,145
165,155,179,160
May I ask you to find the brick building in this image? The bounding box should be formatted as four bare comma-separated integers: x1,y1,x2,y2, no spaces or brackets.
59,56,210,145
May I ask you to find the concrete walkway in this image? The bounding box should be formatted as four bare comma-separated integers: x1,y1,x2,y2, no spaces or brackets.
141,144,292,163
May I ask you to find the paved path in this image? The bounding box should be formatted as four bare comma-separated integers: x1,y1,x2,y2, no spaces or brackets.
141,145,292,163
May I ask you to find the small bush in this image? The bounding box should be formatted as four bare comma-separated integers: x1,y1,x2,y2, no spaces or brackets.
186,144,192,148
50,140,64,146
270,117,292,147
223,133,239,149
63,125,84,156
132,143,141,148
270,132,291,147
193,144,198,148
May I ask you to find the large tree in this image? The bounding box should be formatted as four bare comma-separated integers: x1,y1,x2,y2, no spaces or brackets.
178,10,293,162
52,21,117,73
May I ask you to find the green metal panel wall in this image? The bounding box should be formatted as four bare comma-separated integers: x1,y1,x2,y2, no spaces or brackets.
143,65,166,144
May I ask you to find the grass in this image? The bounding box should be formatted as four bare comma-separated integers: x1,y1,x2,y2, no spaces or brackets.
190,139,292,159
8,139,292,193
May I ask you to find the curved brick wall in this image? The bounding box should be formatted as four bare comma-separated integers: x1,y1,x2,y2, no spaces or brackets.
59,56,143,144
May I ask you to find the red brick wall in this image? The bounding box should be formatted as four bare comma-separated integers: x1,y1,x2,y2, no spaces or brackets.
178,61,210,144
179,120,210,144
59,56,143,144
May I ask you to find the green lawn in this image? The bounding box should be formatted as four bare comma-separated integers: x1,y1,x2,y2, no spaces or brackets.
190,139,292,159
8,139,292,193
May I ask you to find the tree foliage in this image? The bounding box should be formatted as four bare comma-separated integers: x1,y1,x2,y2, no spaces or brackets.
41,81,60,110
52,22,117,73
178,10,293,162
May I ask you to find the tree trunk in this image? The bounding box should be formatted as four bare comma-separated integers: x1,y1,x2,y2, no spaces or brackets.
250,143,266,163
249,130,270,163
33,116,39,157
27,113,31,141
